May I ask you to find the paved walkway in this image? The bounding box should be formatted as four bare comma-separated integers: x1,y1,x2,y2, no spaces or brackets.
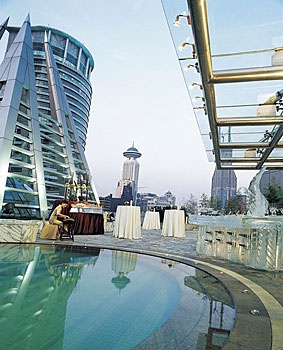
37,229,283,350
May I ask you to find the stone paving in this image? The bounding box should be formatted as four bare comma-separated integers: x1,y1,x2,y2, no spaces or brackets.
37,229,283,350
54,229,199,257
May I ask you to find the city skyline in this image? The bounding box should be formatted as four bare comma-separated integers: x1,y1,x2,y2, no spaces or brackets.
0,0,257,203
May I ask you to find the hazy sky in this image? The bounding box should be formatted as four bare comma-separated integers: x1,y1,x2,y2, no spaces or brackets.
0,0,256,203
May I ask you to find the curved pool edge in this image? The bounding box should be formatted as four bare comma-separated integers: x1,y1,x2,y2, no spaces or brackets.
34,237,278,350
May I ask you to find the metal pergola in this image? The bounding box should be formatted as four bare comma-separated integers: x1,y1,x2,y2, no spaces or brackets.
162,0,283,170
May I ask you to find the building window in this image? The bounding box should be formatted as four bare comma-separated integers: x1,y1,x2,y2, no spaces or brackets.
0,81,6,96
33,42,44,52
51,45,64,59
21,87,30,104
50,33,66,49
32,31,44,43
66,53,77,66
19,104,30,116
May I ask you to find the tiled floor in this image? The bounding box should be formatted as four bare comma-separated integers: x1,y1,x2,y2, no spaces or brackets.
37,229,283,350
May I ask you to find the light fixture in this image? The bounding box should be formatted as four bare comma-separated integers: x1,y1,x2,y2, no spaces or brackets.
173,12,191,26
189,82,203,90
250,309,260,316
178,42,196,58
184,62,199,72
193,104,207,114
192,96,205,102
178,37,190,52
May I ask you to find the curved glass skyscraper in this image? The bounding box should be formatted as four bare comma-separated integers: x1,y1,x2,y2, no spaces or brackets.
0,16,99,218
7,25,94,149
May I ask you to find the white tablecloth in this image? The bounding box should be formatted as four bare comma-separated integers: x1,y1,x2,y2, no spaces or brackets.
162,210,185,238
70,207,103,214
142,211,160,230
113,206,141,239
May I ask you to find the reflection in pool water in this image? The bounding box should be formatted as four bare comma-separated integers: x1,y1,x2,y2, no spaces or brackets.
0,244,235,349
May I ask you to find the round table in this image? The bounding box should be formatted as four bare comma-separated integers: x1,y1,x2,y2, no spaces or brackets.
162,210,185,238
113,206,141,239
142,211,160,230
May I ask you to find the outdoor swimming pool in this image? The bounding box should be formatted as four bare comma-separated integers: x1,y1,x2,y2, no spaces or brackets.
0,244,235,349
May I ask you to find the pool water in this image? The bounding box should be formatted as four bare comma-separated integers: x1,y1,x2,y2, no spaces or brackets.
0,244,235,349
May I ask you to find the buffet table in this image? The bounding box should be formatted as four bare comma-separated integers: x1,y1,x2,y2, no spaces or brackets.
142,211,160,230
162,209,185,238
69,207,104,235
113,205,141,239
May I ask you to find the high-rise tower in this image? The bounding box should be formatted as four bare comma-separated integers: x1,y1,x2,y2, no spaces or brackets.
0,16,99,219
211,169,237,210
114,144,142,204
211,127,237,210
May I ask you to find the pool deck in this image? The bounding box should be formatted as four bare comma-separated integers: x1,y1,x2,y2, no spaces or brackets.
37,229,283,350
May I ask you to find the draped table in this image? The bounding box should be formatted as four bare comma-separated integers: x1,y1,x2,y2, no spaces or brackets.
69,207,104,235
162,209,185,238
142,211,160,230
113,205,141,239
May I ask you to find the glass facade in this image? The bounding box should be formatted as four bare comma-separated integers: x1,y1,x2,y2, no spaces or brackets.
0,16,99,218
33,26,94,149
7,26,94,149
211,168,237,210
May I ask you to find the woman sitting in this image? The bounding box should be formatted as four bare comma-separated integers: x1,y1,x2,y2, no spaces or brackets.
49,200,71,232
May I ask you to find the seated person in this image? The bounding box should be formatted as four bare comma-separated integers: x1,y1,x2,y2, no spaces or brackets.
49,200,71,232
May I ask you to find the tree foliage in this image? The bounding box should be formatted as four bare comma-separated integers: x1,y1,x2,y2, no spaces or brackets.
226,195,245,214
181,194,198,214
265,184,283,207
199,193,209,209
210,196,221,210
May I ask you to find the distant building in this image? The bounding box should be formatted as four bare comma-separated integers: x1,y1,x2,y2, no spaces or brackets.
111,184,134,212
113,144,142,206
211,168,237,210
137,191,176,213
211,128,237,211
99,194,112,212
136,192,157,213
